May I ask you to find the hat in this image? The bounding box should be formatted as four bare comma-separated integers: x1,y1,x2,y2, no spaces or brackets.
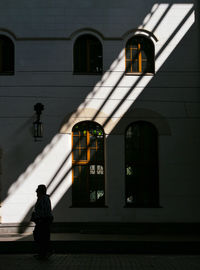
36,184,47,194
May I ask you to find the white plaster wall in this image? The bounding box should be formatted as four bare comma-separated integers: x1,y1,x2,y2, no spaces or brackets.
0,0,199,223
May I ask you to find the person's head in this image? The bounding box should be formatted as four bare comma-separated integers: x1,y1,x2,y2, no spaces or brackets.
36,184,47,197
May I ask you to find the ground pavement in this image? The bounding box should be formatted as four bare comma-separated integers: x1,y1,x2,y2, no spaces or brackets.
0,254,200,270
0,231,200,269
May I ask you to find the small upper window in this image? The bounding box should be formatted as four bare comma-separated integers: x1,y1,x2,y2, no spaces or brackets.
74,34,102,74
0,35,14,75
125,35,154,74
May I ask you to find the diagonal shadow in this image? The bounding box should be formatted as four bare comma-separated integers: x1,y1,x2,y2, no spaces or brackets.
7,1,163,205
47,3,195,201
17,3,195,233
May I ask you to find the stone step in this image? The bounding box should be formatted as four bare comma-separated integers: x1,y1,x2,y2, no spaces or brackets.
1,222,200,234
0,240,200,254
0,232,200,254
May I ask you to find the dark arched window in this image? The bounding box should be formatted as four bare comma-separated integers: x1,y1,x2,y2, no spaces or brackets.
125,35,154,74
74,34,102,74
72,121,105,207
125,121,159,207
0,35,14,75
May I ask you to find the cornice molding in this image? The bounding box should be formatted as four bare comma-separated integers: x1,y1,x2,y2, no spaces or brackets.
0,28,157,42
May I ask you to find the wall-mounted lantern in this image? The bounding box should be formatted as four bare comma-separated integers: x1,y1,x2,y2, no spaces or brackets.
33,103,44,140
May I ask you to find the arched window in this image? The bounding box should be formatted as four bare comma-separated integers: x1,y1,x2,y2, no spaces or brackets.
0,35,14,75
125,121,159,207
74,34,102,74
72,121,105,207
125,35,154,74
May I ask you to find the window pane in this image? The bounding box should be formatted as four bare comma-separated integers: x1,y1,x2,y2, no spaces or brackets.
126,165,133,176
90,190,96,202
97,129,103,138
73,166,79,178
126,194,135,204
97,165,104,175
126,60,131,73
74,39,87,72
89,41,102,73
0,36,14,74
73,149,79,161
90,136,96,147
73,130,79,135
142,62,147,72
0,42,2,72
80,150,87,160
126,48,131,59
80,130,87,136
141,50,147,59
126,126,133,138
80,166,87,179
89,128,98,136
80,135,87,147
132,60,138,72
73,136,79,147
97,137,104,148
96,150,104,161
97,190,104,200
132,48,138,59
90,165,95,175
132,125,140,137
90,149,96,161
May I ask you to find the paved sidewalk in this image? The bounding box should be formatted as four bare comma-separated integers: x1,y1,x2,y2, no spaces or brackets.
0,254,200,270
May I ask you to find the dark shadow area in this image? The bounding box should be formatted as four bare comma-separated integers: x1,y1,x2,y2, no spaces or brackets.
2,117,49,200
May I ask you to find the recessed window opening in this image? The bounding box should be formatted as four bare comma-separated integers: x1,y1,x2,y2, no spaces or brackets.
125,121,159,207
74,34,103,74
72,121,105,207
125,35,154,74
0,35,14,75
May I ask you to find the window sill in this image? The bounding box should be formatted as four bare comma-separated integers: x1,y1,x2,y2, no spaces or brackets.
70,205,108,208
73,72,102,75
124,205,162,208
0,72,14,76
125,72,154,76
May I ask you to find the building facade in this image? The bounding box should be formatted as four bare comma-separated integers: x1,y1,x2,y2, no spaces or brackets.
0,0,199,227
